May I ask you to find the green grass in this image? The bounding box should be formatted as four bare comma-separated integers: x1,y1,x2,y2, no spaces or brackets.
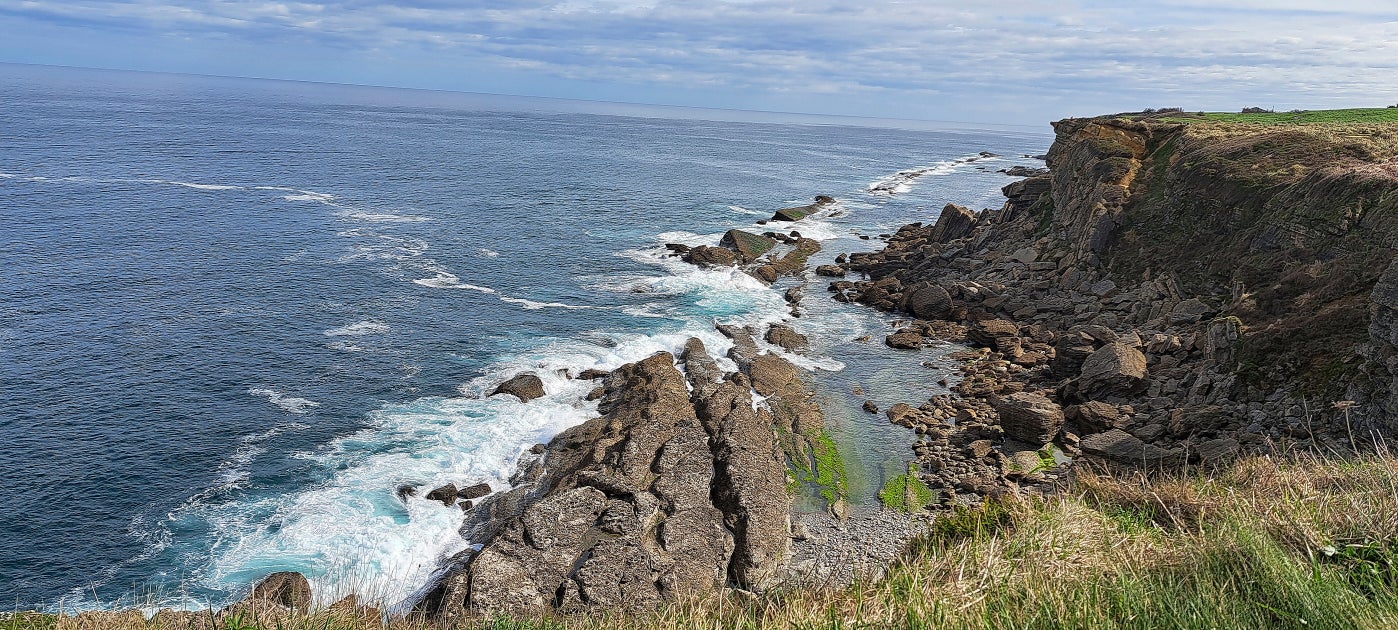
1159,107,1398,125
22,454,1398,629
877,462,935,513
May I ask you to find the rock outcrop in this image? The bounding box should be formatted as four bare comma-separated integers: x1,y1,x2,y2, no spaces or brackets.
829,112,1398,501
423,330,831,618
491,373,546,402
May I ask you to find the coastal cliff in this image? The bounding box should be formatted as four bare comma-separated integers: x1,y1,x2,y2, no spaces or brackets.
833,113,1398,503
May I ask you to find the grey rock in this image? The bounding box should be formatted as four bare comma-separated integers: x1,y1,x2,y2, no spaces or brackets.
426,484,459,506
930,203,978,243
904,282,953,320
249,572,313,613
1078,343,1147,399
995,391,1065,446
491,373,546,402
1080,429,1181,464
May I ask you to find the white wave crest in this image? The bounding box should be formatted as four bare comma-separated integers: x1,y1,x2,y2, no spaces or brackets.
248,388,321,414
324,321,391,337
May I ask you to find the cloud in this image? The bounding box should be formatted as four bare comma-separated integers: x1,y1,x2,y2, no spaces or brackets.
1,0,1396,121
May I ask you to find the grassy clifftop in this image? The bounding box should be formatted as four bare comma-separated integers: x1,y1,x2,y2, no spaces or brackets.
1163,107,1398,125
15,454,1398,629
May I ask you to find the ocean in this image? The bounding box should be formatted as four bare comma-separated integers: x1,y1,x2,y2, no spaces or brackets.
0,63,1050,612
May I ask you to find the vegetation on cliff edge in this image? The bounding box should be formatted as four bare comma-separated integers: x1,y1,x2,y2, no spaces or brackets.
22,451,1398,629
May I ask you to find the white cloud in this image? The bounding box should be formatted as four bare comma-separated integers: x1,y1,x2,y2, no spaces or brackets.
1,0,1396,120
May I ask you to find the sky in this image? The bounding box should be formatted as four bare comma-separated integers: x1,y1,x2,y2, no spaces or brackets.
1,1,1396,124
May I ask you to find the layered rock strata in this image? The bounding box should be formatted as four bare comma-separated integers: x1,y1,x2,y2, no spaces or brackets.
834,114,1398,503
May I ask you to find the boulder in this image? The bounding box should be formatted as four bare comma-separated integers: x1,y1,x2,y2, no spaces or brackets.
1067,401,1129,433
1080,429,1182,465
815,264,847,277
1195,437,1240,464
719,230,776,262
765,324,809,352
459,482,492,500
862,400,879,414
1167,405,1236,437
1168,298,1213,324
772,196,834,222
904,282,953,320
685,245,738,267
426,484,459,506
994,392,1065,446
968,319,1020,347
1077,343,1147,399
577,368,610,380
748,353,802,397
885,331,924,349
930,203,977,243
491,373,546,402
249,572,313,613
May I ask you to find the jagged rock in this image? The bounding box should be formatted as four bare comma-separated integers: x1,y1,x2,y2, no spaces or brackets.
862,400,879,413
1080,429,1181,464
772,196,834,221
930,203,978,243
720,229,777,262
994,392,1065,446
904,282,953,320
431,352,764,616
1205,317,1243,364
968,319,1019,347
577,368,610,380
426,484,459,506
459,483,492,500
885,331,924,349
249,572,313,613
1003,165,1050,177
1067,401,1130,433
1167,405,1236,437
1195,437,1240,464
1168,298,1213,324
748,353,802,397
491,373,545,402
1077,343,1147,399
685,245,739,267
815,264,847,277
765,324,809,352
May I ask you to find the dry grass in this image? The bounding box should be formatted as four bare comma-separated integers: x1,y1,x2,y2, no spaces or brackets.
15,453,1398,630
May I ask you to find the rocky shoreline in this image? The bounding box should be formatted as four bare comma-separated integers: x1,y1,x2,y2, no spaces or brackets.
58,113,1398,626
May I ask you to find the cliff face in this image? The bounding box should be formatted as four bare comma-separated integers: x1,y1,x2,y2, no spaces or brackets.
832,114,1398,498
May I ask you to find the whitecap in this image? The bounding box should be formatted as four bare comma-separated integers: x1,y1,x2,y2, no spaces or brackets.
499,297,593,310
338,211,432,223
867,154,992,196
153,180,244,191
411,272,496,293
324,321,390,337
476,248,500,258
248,388,321,414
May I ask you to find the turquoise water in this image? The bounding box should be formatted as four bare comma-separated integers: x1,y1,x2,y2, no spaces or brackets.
0,63,1049,611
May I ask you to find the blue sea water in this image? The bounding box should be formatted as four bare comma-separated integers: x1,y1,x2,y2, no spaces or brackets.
0,63,1050,612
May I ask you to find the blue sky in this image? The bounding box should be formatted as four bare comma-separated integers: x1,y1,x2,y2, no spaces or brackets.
1,0,1396,123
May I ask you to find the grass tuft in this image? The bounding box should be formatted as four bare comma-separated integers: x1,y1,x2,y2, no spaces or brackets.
18,452,1398,629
